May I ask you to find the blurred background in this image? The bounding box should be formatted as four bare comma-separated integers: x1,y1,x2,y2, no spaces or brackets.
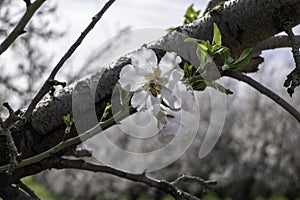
0,0,300,199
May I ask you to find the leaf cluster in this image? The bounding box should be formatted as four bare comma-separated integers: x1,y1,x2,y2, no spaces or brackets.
184,23,253,95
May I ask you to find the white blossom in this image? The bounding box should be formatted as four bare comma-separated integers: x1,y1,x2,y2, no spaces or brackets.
119,47,185,111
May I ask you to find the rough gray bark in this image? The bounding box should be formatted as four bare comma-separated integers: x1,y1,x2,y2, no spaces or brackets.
1,0,300,184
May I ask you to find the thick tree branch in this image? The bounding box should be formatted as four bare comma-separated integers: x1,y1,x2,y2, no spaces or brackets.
254,35,300,52
0,0,46,55
223,70,300,123
52,158,203,200
0,117,20,175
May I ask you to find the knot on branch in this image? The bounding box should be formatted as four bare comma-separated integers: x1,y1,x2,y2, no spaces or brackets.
284,69,300,97
282,21,300,97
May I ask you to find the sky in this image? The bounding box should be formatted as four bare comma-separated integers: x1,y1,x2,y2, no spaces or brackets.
50,0,209,77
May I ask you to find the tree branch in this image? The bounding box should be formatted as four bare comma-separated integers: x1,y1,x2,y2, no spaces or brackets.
282,24,300,96
16,179,41,200
52,158,203,200
23,0,116,119
254,35,300,53
171,174,217,188
0,107,135,173
223,70,300,123
0,116,20,175
0,0,46,55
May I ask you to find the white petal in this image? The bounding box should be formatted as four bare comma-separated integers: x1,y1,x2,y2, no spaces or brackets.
131,47,158,73
161,82,187,110
146,95,161,114
159,52,182,77
181,91,195,112
119,65,147,91
119,64,133,78
169,68,184,82
161,86,181,109
131,89,150,111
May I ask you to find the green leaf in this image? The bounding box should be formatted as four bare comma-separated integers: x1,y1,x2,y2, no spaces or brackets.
196,46,209,67
199,43,209,51
184,4,200,24
103,103,112,117
214,46,230,59
191,79,207,91
224,88,234,95
167,27,179,32
206,82,233,95
211,44,222,55
184,63,193,77
168,4,200,31
184,38,199,44
212,23,222,46
222,48,253,70
63,114,74,134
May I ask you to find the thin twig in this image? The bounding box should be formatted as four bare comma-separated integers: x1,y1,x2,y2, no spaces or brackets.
0,0,46,55
53,158,201,200
171,174,217,188
23,0,116,119
16,180,41,200
223,70,300,123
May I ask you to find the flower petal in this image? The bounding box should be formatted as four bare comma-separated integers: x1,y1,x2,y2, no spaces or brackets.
163,67,184,89
161,86,181,109
119,64,148,91
146,95,161,114
159,52,182,77
181,91,195,112
131,89,150,111
161,82,187,110
131,47,158,73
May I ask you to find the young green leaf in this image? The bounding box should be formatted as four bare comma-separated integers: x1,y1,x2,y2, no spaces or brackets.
214,46,230,59
63,114,74,134
168,4,200,32
212,23,222,46
102,103,112,119
196,46,209,67
184,4,200,24
191,79,207,91
184,63,193,77
206,81,233,95
199,43,209,51
184,38,200,44
222,48,253,70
